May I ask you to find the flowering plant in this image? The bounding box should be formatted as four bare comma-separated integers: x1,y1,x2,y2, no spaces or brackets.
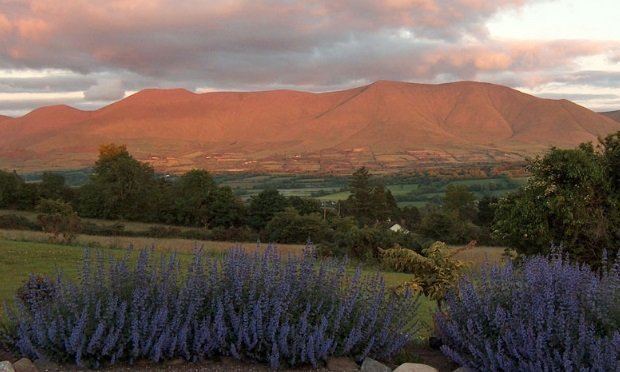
2,244,420,369
435,253,620,371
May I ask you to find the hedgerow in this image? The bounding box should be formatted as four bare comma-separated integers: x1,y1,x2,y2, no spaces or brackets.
1,244,420,369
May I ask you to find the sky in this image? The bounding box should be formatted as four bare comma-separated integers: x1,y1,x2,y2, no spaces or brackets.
0,0,619,117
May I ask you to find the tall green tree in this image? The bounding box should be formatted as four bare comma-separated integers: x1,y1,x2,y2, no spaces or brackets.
493,135,620,264
370,185,398,222
348,167,373,224
0,170,23,208
39,172,72,201
210,186,246,228
173,169,217,227
0,170,38,210
476,196,498,226
78,144,157,220
247,189,288,230
288,196,322,215
443,184,477,222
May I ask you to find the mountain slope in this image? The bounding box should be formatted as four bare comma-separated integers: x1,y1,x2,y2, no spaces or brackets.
1,80,619,173
602,110,620,123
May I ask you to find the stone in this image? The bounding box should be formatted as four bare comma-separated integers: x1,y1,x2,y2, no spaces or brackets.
393,363,438,372
0,361,15,372
327,357,359,371
360,357,391,372
13,359,38,372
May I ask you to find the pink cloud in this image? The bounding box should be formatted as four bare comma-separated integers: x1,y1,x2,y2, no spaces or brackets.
0,0,618,115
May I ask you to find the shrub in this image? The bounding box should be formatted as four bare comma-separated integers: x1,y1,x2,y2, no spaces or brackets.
379,242,469,302
264,208,328,244
80,221,126,236
323,225,421,260
493,136,620,266
435,253,620,371
36,199,81,243
1,245,420,369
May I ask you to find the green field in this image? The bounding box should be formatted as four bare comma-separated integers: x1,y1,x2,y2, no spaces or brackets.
316,177,526,206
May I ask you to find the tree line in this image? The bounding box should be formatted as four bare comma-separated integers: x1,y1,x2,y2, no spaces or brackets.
2,131,618,265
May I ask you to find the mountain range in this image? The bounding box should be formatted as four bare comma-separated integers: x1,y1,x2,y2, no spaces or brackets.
1,80,619,173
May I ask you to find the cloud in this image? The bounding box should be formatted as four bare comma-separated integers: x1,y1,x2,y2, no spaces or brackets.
0,0,550,77
0,0,618,115
83,79,125,101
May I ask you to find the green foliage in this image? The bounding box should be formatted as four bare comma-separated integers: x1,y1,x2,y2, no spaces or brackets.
36,199,81,243
443,184,476,221
173,169,217,226
395,205,421,230
78,144,158,220
209,186,246,228
493,134,620,265
321,222,421,260
348,167,373,224
346,167,399,225
247,189,288,230
476,196,497,226
287,196,322,215
417,208,479,245
0,170,23,208
264,207,328,243
39,172,72,201
0,170,38,210
379,241,469,302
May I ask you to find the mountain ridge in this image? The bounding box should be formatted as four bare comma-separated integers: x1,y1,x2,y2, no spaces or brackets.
1,80,619,173
602,110,620,123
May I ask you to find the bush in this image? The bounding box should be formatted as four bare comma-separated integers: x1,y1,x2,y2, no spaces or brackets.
1,245,420,368
379,242,469,302
435,253,620,371
323,224,422,260
36,199,81,243
264,208,328,244
493,137,620,266
80,221,126,236
0,214,39,231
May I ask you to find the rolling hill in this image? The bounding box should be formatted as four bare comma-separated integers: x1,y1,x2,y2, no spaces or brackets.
602,110,620,123
1,80,619,173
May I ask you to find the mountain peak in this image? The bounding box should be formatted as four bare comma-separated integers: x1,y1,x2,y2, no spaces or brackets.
1,80,619,173
126,88,196,100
